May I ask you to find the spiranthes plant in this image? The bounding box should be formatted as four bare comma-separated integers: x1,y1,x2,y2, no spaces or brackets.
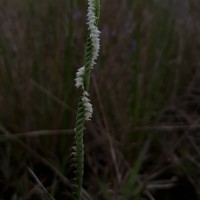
71,0,101,199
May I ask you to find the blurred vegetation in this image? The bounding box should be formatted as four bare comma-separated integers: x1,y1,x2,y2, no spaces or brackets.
0,0,200,199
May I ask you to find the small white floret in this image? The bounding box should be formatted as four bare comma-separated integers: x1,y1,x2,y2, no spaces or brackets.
75,66,85,89
82,91,93,120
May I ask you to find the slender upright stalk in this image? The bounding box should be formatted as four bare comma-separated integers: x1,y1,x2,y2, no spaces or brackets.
72,0,101,199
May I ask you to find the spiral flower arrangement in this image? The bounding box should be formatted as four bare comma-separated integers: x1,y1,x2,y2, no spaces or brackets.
72,0,100,199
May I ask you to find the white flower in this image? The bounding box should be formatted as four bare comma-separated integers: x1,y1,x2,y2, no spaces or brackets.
87,0,100,68
82,91,93,120
75,66,85,89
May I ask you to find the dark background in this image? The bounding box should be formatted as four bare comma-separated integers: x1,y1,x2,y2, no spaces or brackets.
0,0,200,199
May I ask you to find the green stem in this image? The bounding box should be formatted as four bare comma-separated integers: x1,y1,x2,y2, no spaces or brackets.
72,0,101,199
73,97,85,199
